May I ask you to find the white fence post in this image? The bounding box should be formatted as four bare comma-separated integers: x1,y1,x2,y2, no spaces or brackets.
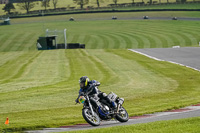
64,29,67,49
46,29,49,37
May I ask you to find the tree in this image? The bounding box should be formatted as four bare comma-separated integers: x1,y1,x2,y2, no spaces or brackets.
17,0,35,14
113,0,118,5
2,3,15,14
52,0,58,9
149,0,152,4
181,0,186,3
96,0,100,7
73,0,89,9
41,0,50,11
96,0,104,8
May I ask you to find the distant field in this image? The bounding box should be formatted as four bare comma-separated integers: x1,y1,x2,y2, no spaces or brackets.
1,12,200,132
0,0,200,15
1,13,200,52
67,117,200,133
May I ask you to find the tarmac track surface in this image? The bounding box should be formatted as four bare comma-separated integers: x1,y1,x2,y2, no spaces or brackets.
75,17,200,21
130,47,200,71
27,47,200,133
27,105,200,133
12,17,200,25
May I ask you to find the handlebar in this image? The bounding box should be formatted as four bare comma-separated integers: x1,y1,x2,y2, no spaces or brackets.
75,85,96,104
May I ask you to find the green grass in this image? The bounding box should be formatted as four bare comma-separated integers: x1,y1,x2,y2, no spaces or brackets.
0,0,200,15
1,13,200,132
118,3,200,10
65,117,200,133
1,14,200,52
0,49,200,132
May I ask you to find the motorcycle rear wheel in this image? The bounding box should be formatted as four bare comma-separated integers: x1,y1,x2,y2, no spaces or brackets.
82,108,100,126
116,106,129,122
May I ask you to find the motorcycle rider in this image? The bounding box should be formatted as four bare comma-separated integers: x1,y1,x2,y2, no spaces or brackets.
75,76,116,109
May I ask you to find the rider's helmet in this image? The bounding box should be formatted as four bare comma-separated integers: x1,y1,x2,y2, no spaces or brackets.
79,76,89,89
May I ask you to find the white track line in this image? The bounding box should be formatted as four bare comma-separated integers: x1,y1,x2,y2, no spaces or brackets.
144,105,200,118
129,49,200,72
26,105,200,133
129,49,164,61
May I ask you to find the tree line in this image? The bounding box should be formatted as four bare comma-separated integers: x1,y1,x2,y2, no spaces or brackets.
3,0,58,14
2,0,188,14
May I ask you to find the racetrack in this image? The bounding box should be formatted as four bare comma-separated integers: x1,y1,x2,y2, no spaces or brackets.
11,16,200,25
1,13,200,132
130,47,200,71
27,104,200,133
66,17,200,22
27,47,200,133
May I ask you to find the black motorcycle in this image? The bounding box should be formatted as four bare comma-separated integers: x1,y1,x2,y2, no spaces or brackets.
77,88,129,126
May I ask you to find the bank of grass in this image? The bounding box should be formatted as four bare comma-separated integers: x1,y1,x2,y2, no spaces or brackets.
0,0,199,15
0,49,200,132
118,3,200,10
1,18,200,52
66,117,200,133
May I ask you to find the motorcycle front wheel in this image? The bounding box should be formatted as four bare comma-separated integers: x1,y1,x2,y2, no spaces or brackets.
82,108,100,126
116,106,129,122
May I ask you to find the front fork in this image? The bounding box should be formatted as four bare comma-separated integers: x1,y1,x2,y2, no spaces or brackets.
117,98,124,113
117,104,121,113
86,95,95,116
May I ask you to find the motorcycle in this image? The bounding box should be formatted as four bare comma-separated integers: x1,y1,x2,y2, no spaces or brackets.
77,87,129,126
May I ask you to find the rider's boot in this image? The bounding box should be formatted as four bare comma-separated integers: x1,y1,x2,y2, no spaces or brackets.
111,101,118,113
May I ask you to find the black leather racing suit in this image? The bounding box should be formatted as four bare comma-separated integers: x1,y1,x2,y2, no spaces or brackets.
75,80,116,108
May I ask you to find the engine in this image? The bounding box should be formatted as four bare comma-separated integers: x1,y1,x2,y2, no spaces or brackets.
98,104,110,119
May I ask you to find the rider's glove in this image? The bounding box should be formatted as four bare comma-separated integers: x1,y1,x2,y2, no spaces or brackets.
89,83,96,88
80,92,85,96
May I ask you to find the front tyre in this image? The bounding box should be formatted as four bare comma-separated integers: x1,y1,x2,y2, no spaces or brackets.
116,106,129,122
82,108,100,126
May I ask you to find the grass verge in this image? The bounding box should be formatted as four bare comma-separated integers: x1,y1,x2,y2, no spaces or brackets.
65,117,200,133
0,49,200,131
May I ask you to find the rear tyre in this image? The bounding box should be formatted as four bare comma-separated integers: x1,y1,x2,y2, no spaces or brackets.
82,108,100,126
116,106,129,122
